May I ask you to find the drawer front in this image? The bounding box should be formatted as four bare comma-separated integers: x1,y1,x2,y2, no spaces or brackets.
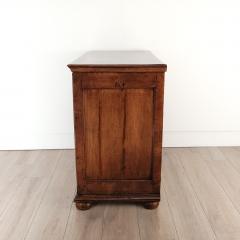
81,73,157,89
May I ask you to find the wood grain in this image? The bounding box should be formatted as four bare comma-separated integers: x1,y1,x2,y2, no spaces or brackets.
220,147,240,175
68,50,166,67
100,90,124,180
102,204,140,240
124,89,153,179
163,149,216,240
69,51,166,205
0,177,47,240
198,147,240,214
176,148,240,240
64,203,105,240
0,151,24,215
73,73,86,194
25,150,76,240
0,150,60,240
138,185,179,240
1,148,240,239
84,90,101,179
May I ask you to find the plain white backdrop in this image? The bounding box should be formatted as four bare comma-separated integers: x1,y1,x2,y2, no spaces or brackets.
0,0,240,149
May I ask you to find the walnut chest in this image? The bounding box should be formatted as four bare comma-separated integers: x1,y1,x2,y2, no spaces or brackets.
68,51,167,210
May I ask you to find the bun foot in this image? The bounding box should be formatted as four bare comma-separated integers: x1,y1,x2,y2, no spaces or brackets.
76,202,92,210
143,201,159,210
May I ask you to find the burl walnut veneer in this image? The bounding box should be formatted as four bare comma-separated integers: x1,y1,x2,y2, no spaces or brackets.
68,51,167,210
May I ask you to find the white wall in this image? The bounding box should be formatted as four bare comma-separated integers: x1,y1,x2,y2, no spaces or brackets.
0,0,240,149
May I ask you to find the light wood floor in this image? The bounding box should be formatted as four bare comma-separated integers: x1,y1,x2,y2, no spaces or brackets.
0,147,240,240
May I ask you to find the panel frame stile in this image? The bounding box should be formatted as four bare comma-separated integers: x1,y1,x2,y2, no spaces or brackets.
72,72,87,194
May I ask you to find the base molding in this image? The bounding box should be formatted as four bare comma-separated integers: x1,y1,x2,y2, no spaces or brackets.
74,194,160,210
74,193,160,203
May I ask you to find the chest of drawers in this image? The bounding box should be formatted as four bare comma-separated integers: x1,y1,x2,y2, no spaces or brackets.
68,51,167,210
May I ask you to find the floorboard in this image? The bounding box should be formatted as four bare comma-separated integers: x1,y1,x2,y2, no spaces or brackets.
137,185,179,240
198,147,240,214
101,204,140,240
63,203,105,240
175,148,240,240
0,148,240,240
163,149,216,240
24,150,76,240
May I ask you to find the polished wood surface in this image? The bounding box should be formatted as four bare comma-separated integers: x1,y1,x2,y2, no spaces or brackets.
68,50,165,66
68,51,166,208
68,51,167,73
1,148,240,239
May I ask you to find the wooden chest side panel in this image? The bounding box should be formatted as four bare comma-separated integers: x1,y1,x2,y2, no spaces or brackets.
100,90,124,179
83,88,154,181
124,89,153,179
73,71,165,196
84,89,124,180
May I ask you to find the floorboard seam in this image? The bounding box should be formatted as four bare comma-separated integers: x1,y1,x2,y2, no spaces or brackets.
162,183,180,240
22,150,63,240
175,149,217,240
62,202,74,240
0,152,27,218
202,148,240,218
100,205,107,240
136,206,142,240
219,147,240,178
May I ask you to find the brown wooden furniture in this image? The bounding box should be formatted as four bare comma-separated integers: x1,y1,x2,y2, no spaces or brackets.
68,51,167,210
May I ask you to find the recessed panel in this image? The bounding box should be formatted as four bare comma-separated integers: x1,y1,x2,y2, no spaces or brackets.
124,89,153,179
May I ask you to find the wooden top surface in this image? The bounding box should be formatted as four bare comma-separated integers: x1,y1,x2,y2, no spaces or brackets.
68,51,166,68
